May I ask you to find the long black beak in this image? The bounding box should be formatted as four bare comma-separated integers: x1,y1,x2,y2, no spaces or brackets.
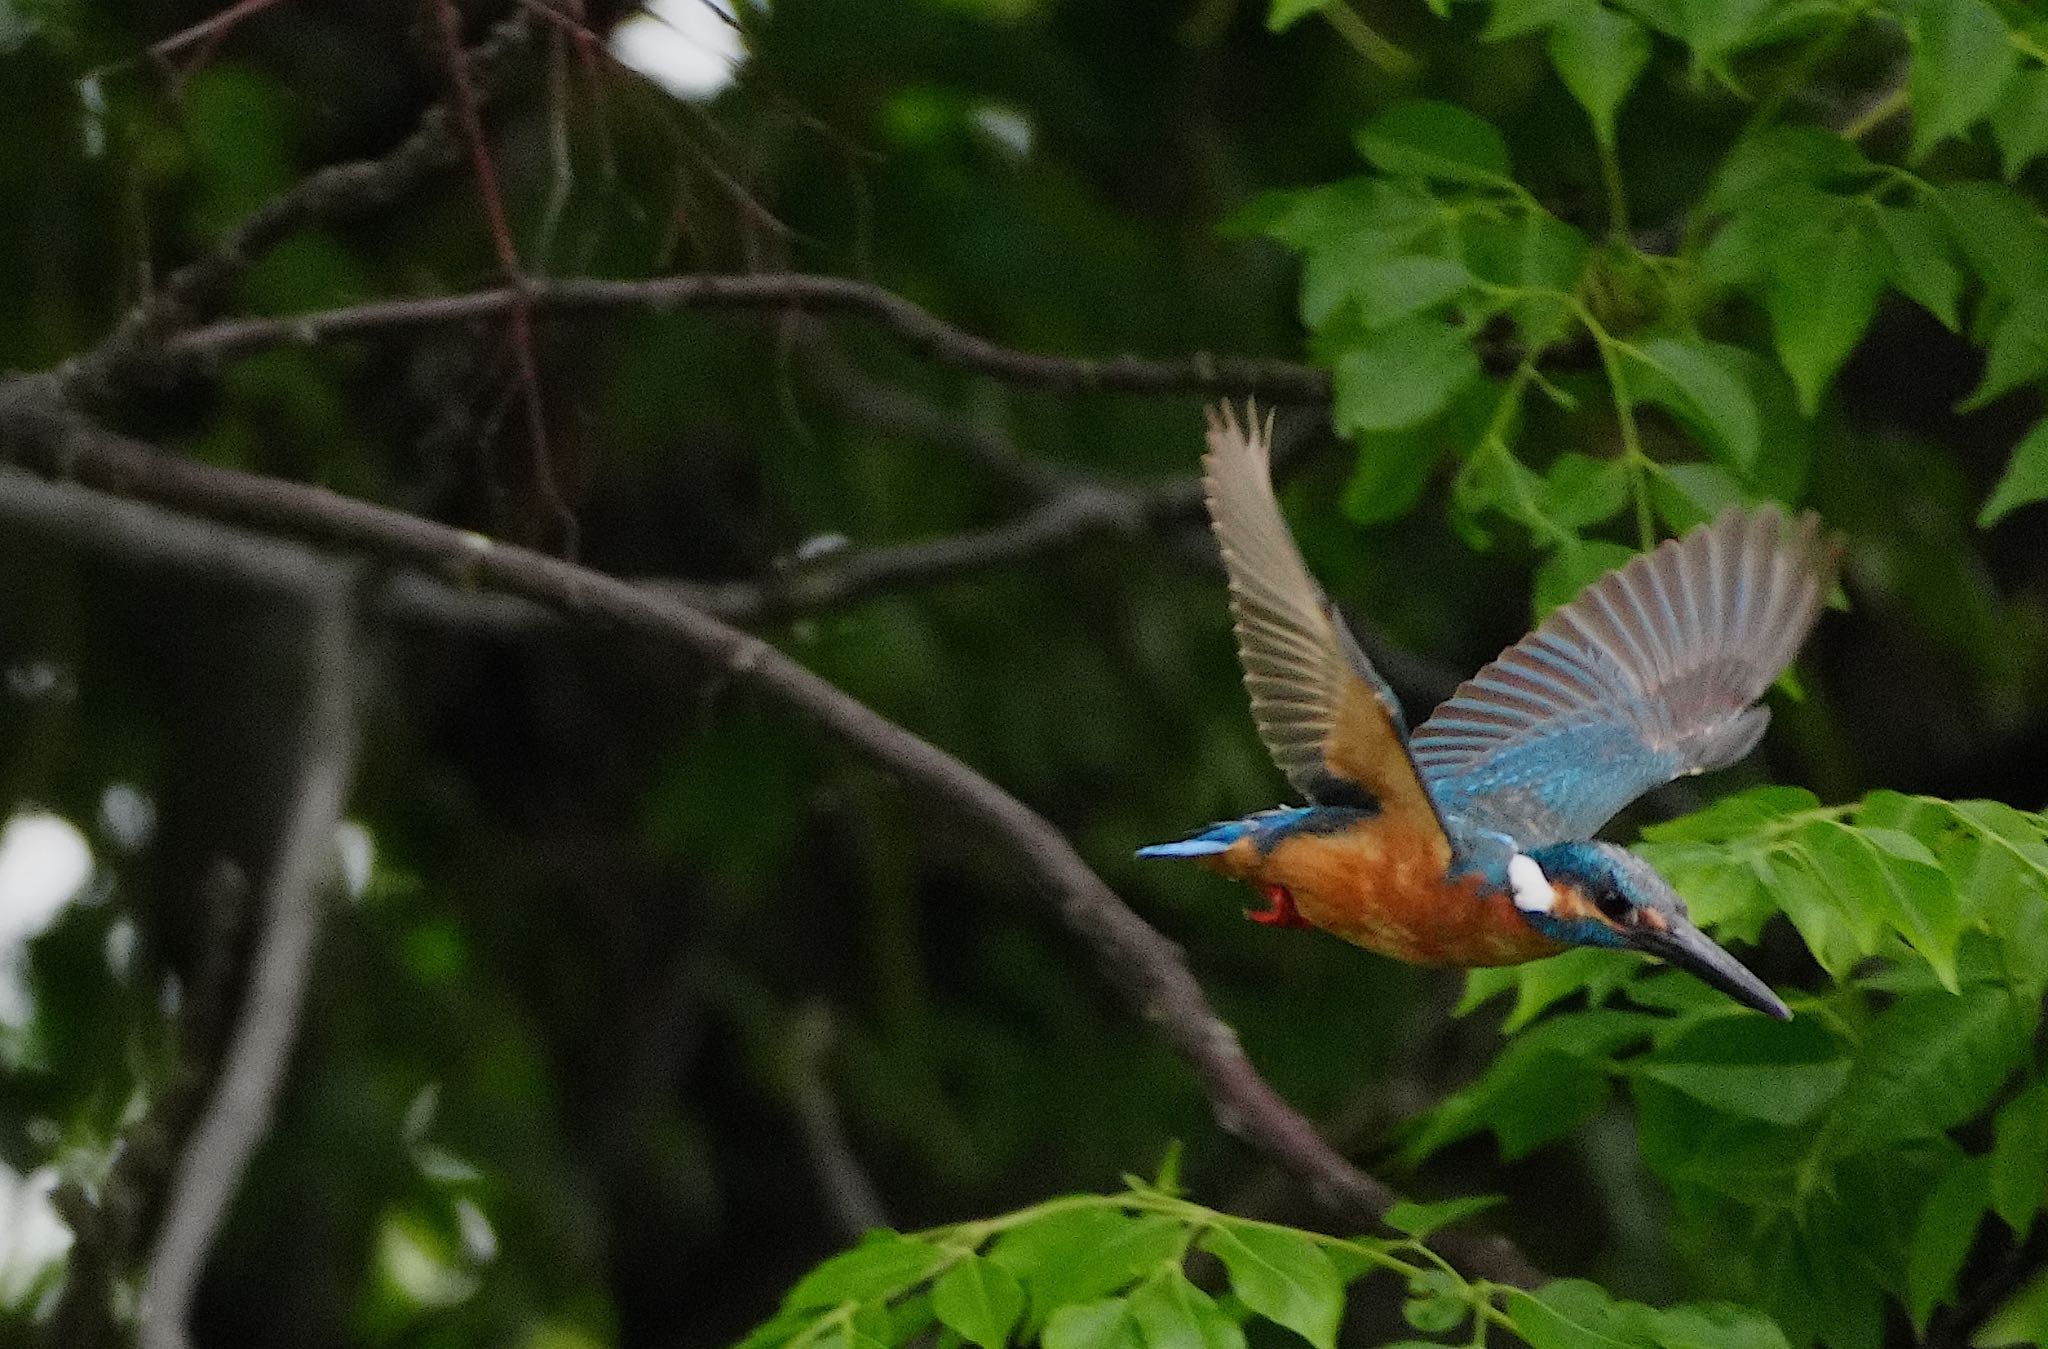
1634,921,1791,1019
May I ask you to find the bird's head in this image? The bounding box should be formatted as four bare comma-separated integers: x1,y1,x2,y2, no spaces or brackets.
1509,840,1790,1019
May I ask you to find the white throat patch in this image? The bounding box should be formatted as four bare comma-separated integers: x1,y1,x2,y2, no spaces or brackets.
1508,853,1556,915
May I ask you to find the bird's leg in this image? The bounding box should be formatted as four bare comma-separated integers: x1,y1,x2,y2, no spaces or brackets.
1247,882,1309,928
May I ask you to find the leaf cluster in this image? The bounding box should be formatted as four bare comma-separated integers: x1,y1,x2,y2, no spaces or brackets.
1251,0,2048,617
1440,790,2048,1347
738,1178,1788,1349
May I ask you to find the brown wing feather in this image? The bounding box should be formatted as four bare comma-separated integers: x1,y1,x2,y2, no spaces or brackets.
1203,404,1447,858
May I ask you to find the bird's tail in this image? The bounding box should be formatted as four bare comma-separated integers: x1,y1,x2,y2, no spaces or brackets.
1135,829,1241,859
1136,808,1312,859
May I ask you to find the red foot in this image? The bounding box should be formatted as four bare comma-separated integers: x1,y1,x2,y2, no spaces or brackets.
1247,883,1310,928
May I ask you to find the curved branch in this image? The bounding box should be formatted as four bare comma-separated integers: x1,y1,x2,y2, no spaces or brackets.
0,381,1540,1290
159,273,1336,403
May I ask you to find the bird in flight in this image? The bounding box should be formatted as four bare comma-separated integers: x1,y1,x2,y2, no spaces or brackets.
1140,406,1840,1018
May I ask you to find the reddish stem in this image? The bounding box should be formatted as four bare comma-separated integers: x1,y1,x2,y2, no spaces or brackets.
429,0,578,556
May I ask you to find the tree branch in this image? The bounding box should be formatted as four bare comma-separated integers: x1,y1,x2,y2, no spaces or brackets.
158,273,1335,403
136,576,361,1349
68,8,538,401
0,382,1541,1290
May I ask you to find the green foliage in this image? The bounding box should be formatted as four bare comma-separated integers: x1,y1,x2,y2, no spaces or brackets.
1439,789,2048,1347
740,1182,1790,1348
1250,0,2048,601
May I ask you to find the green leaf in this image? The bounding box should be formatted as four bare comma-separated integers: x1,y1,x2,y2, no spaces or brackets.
1402,1269,1468,1333
1480,0,1585,40
990,1210,1183,1330
1765,206,1885,415
1535,538,1636,618
787,1232,949,1312
1871,204,1963,332
1459,946,1643,1031
1128,1271,1247,1349
1939,182,2048,302
1641,843,1776,946
1503,1283,1637,1349
1637,1299,1795,1349
1907,1156,1991,1330
1823,821,1964,989
1706,129,1868,216
1045,1297,1143,1349
1350,255,1478,328
1993,1080,2048,1235
1331,318,1481,434
1198,1223,1342,1349
1296,224,1460,329
1355,101,1513,186
1629,337,1763,469
1635,1016,1850,1125
1991,68,2048,179
1548,4,1649,148
1980,418,2048,529
1404,1011,1655,1161
1383,1194,1505,1240
1907,0,2019,160
1520,1280,1794,1349
1643,786,1822,843
1257,177,1443,254
1831,985,2028,1155
1342,430,1440,525
1976,1263,2048,1347
1949,799,2048,874
1960,288,2048,411
734,1307,818,1349
1464,209,1591,346
1647,462,1748,533
1536,452,1631,529
932,1255,1024,1348
1266,0,1326,32
1672,0,1780,72
1763,848,1876,980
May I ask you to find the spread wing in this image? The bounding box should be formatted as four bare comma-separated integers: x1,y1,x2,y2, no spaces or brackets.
1204,405,1447,851
1411,506,1839,848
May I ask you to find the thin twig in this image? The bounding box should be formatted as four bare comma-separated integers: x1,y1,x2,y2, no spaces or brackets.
147,0,296,62
159,273,1336,403
429,0,576,555
785,1004,891,1241
0,384,1543,1290
134,577,359,1349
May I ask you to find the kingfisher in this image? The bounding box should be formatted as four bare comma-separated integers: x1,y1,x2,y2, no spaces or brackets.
1139,406,1841,1019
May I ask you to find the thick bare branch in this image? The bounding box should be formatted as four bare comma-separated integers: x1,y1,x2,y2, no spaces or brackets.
0,383,1540,1289
160,273,1335,403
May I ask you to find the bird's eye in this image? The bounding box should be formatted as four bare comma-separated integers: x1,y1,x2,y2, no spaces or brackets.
1593,890,1633,924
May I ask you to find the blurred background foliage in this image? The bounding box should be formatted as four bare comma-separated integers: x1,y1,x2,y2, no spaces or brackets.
0,0,2046,1346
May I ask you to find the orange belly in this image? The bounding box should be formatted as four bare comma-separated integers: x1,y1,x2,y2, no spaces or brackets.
1200,822,1564,968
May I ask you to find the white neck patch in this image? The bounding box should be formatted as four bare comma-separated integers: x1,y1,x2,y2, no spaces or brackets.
1508,853,1556,915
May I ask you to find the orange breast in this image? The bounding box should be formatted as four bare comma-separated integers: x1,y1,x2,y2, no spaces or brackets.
1201,820,1563,968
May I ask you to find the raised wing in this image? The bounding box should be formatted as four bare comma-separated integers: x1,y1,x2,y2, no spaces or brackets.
1412,507,1839,847
1204,405,1447,851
